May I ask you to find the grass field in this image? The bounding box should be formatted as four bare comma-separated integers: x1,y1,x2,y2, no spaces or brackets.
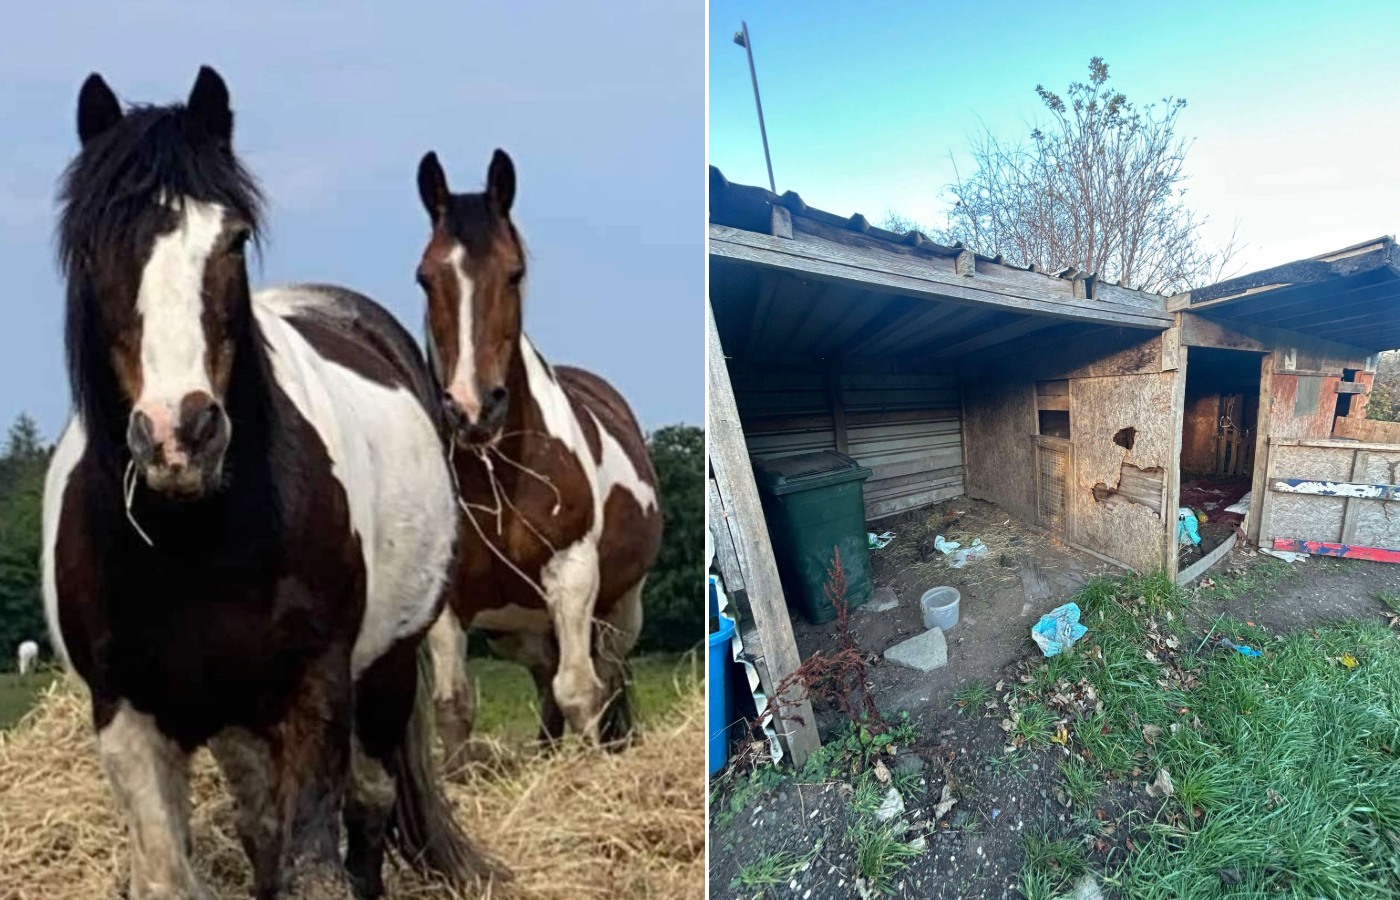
1014,573,1400,899
0,652,697,736
0,671,57,730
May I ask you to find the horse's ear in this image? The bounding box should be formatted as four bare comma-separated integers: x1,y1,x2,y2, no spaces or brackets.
417,151,449,223
77,73,122,147
487,149,515,216
186,65,233,145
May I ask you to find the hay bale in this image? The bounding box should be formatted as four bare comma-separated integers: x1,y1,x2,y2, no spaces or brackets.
0,675,704,900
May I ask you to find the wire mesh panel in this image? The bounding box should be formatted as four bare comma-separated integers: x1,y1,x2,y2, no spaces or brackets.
1037,440,1069,531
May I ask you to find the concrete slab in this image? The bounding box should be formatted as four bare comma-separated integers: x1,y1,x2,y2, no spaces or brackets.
861,586,900,614
884,627,948,672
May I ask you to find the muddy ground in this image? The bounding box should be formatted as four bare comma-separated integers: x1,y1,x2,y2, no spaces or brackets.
790,499,1115,731
710,545,1400,899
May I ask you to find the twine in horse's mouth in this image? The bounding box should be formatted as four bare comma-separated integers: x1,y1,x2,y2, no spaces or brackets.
122,459,156,547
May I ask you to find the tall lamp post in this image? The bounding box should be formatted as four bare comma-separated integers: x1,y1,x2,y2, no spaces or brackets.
733,21,776,193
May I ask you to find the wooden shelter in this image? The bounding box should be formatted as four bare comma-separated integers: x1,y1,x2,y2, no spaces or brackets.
707,168,1400,761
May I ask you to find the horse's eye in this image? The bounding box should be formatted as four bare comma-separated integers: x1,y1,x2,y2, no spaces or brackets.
416,271,431,291
508,269,525,287
229,230,251,255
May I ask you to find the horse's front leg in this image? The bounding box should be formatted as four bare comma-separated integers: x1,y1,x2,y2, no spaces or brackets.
97,699,210,900
427,610,477,773
270,647,356,898
542,540,606,744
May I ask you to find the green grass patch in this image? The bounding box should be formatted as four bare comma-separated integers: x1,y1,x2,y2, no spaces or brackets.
849,819,921,895
1058,755,1102,808
1194,558,1299,602
731,843,821,890
1020,831,1090,899
1376,591,1400,616
0,671,57,730
952,679,993,714
475,652,696,741
1009,572,1400,896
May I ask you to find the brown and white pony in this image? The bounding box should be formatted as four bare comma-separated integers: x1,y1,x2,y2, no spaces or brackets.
42,68,499,899
414,150,663,750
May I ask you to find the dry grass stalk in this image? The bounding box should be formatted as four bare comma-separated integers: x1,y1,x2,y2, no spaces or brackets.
0,675,704,900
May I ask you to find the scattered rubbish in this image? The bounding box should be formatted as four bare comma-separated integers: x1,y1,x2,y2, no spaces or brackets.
1032,602,1088,657
1195,509,1209,524
1069,874,1105,900
1177,508,1201,546
1260,547,1307,563
949,539,989,569
933,535,961,555
1340,652,1358,670
1220,637,1262,658
875,786,905,822
867,530,896,551
1145,767,1175,799
1224,492,1252,515
990,808,1001,821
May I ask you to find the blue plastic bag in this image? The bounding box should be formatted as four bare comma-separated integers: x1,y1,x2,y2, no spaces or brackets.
1032,602,1088,657
1177,508,1201,547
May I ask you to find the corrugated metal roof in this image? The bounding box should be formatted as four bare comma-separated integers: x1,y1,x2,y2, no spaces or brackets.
1187,237,1400,352
709,165,1101,288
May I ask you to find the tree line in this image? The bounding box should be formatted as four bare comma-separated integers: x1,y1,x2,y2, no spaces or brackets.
0,415,702,670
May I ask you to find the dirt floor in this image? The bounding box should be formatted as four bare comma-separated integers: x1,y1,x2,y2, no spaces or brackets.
789,499,1116,730
1177,474,1252,569
711,543,1400,899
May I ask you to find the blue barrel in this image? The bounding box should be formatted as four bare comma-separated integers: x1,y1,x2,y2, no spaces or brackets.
708,614,736,775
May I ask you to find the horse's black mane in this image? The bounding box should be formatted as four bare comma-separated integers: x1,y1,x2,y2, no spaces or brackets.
58,102,264,274
57,101,265,457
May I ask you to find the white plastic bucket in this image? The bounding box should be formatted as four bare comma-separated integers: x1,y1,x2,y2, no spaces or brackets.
921,586,961,631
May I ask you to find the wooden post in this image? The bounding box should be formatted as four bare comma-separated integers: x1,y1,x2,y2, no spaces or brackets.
1246,354,1275,545
1164,324,1189,578
826,365,848,454
706,299,820,766
1340,449,1372,544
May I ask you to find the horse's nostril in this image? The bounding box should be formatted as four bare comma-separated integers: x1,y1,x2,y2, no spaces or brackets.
488,386,508,405
127,411,155,460
192,402,221,445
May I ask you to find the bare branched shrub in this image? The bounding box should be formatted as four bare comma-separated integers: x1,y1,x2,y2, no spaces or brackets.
755,548,885,740
889,58,1240,295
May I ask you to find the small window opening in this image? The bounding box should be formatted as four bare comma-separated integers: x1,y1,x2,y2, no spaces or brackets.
1039,410,1071,438
1336,369,1359,418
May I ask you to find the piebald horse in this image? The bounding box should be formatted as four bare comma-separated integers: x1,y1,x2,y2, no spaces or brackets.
42,68,497,899
415,150,663,749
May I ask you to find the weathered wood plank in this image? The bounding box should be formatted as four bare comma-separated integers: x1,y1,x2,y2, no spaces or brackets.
707,300,819,765
1270,478,1399,500
1272,538,1400,564
1340,451,1370,544
1333,416,1400,444
710,224,1173,329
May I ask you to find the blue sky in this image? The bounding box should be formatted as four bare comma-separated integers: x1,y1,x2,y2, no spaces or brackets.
0,0,702,443
710,0,1400,286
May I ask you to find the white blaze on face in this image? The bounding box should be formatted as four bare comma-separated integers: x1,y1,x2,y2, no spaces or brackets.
134,198,226,452
446,243,481,420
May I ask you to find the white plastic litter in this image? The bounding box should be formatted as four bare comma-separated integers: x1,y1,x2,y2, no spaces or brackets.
1260,547,1307,563
933,535,961,555
868,531,896,550
948,539,988,569
1224,492,1252,515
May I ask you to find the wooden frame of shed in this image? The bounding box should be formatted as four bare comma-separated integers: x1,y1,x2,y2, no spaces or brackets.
707,169,1399,761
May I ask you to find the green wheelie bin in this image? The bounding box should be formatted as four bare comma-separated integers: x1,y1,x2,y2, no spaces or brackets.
752,450,874,624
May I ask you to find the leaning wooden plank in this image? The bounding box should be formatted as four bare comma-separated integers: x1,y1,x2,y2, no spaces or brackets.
1177,533,1239,586
1272,538,1400,564
706,299,819,765
1270,478,1398,500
